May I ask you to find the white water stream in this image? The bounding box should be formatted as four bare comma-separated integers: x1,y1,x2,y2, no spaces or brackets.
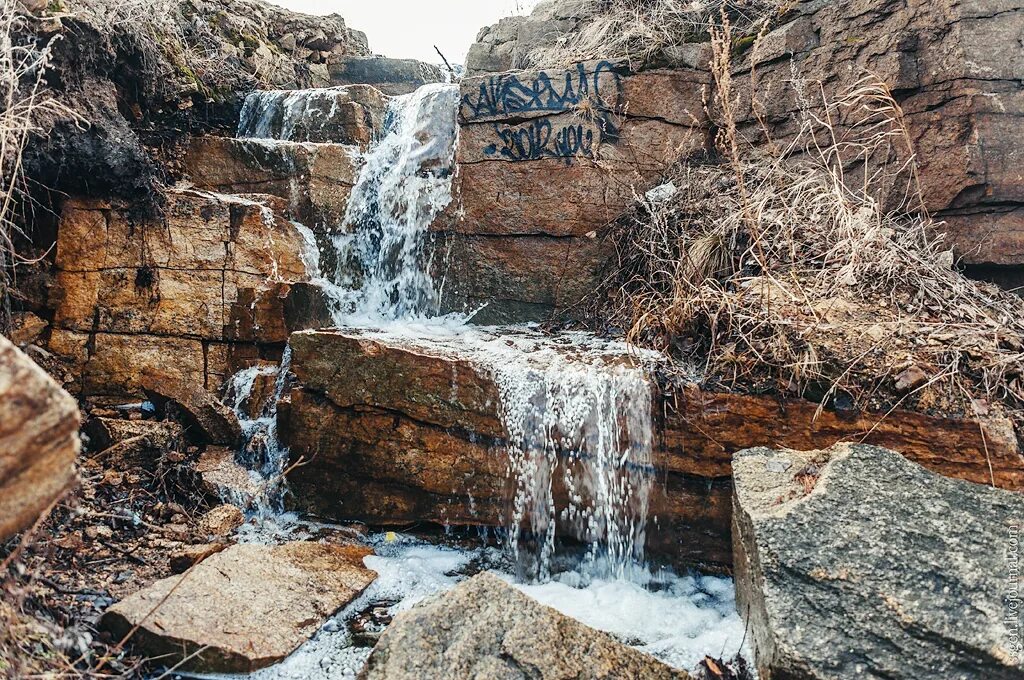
212,82,750,676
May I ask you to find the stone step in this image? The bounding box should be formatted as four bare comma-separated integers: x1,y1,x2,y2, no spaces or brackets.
183,136,361,228
280,327,1023,570
237,84,388,146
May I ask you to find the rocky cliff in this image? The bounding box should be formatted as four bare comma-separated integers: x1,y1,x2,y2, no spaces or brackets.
457,0,1024,306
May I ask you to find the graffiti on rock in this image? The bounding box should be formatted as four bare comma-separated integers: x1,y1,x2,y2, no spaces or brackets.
484,118,598,162
460,61,621,120
463,61,623,164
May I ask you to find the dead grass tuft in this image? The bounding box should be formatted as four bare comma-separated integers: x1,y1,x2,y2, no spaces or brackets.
593,20,1024,446
527,0,787,69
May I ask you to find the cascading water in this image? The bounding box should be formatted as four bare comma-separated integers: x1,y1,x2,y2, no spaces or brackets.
328,83,459,322
221,347,293,517
227,81,657,581
238,88,359,142
210,82,751,679
493,354,654,582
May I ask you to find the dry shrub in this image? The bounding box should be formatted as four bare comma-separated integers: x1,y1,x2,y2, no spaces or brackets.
597,21,1024,439
0,0,75,332
528,0,786,69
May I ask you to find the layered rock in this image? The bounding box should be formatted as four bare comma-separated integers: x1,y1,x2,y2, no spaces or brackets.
21,0,371,215
183,136,360,228
723,0,1024,268
328,56,444,96
0,335,80,541
442,61,709,320
281,328,1021,568
46,189,315,401
464,0,591,77
732,443,1024,679
461,0,1024,289
102,542,376,673
360,571,688,680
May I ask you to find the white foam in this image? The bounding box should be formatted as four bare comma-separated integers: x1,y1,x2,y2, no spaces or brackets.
510,572,749,671
194,535,748,680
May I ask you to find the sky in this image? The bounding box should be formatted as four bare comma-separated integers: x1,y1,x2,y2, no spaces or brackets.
269,0,543,64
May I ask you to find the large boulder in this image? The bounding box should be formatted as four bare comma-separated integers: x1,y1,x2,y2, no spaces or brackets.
0,335,80,541
732,443,1024,679
359,571,688,679
281,327,731,568
101,542,377,673
464,0,592,76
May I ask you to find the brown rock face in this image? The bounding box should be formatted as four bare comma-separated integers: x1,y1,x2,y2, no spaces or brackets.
101,542,376,673
48,189,315,401
460,0,1024,285
721,0,1024,267
663,387,1024,489
282,329,1022,569
0,335,80,541
443,61,708,320
183,136,361,227
360,571,689,680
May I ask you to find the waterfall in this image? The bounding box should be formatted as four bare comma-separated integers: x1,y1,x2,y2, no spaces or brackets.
225,82,657,583
482,339,655,582
221,348,294,517
238,88,359,143
328,83,459,322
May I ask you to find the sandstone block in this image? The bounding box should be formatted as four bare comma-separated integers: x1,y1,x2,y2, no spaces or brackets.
102,542,376,672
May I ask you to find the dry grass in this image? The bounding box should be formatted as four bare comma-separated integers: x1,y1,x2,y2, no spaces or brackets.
595,21,1024,436
63,0,237,97
0,0,75,333
527,0,787,69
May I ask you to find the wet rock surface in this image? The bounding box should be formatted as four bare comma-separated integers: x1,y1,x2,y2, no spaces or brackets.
359,571,689,680
282,328,1022,569
236,85,388,146
0,335,80,541
732,443,1024,680
101,542,377,673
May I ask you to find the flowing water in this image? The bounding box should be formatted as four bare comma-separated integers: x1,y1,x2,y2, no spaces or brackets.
214,81,749,676
231,80,656,577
